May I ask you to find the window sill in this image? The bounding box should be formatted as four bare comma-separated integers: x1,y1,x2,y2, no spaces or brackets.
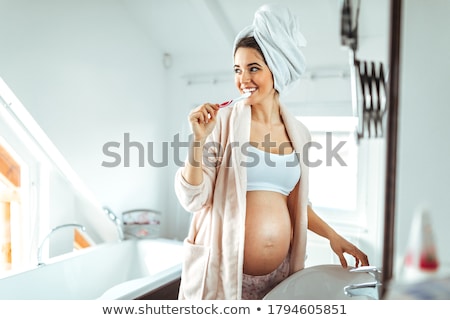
313,206,369,235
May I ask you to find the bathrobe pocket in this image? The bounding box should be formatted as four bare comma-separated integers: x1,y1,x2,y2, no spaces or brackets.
179,237,211,299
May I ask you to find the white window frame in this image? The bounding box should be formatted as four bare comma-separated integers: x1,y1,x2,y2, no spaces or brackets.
296,114,385,266
297,116,361,221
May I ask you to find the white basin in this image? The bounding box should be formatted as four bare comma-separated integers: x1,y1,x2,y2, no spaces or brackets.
264,264,376,300
0,238,183,299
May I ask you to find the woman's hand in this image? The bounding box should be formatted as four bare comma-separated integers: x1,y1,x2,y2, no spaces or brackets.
182,103,220,185
188,103,219,142
329,233,369,268
306,205,370,269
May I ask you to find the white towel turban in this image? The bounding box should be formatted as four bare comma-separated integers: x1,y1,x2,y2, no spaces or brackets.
233,3,307,94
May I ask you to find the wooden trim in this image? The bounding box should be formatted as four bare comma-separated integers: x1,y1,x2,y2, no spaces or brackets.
74,229,91,249
0,143,20,188
0,201,12,268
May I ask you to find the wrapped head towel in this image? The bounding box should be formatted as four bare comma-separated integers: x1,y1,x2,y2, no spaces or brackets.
233,3,307,94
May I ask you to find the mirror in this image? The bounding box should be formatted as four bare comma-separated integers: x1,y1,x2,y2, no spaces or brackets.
0,0,390,270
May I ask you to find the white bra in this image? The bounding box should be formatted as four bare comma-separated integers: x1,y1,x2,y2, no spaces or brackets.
245,145,301,196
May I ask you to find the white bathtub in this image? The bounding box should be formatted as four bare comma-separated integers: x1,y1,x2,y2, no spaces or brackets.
0,238,183,300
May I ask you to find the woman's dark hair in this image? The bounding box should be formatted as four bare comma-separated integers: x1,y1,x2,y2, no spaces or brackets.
234,36,267,64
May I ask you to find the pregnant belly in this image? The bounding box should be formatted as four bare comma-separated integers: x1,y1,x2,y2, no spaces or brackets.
244,191,292,276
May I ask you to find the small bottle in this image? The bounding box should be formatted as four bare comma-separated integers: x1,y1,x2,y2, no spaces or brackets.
401,209,439,283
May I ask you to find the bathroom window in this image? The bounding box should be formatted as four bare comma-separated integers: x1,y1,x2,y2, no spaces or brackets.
0,79,41,275
0,142,21,272
297,116,359,220
1,77,96,275
298,115,386,267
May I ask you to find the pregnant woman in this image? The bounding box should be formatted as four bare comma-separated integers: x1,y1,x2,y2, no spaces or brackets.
174,3,368,300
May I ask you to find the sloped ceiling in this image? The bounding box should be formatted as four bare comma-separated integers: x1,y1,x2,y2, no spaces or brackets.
121,0,351,72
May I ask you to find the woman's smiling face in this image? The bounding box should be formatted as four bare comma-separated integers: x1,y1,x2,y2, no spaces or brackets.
233,47,277,106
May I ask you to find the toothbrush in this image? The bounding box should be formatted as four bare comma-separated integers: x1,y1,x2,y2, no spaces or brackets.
219,92,251,108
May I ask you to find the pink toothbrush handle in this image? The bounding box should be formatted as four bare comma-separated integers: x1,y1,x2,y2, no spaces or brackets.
219,100,233,108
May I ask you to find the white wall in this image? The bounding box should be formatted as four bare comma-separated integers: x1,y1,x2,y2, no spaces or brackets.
394,0,450,276
0,0,171,240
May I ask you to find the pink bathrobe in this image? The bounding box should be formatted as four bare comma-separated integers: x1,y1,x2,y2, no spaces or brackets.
174,102,311,299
